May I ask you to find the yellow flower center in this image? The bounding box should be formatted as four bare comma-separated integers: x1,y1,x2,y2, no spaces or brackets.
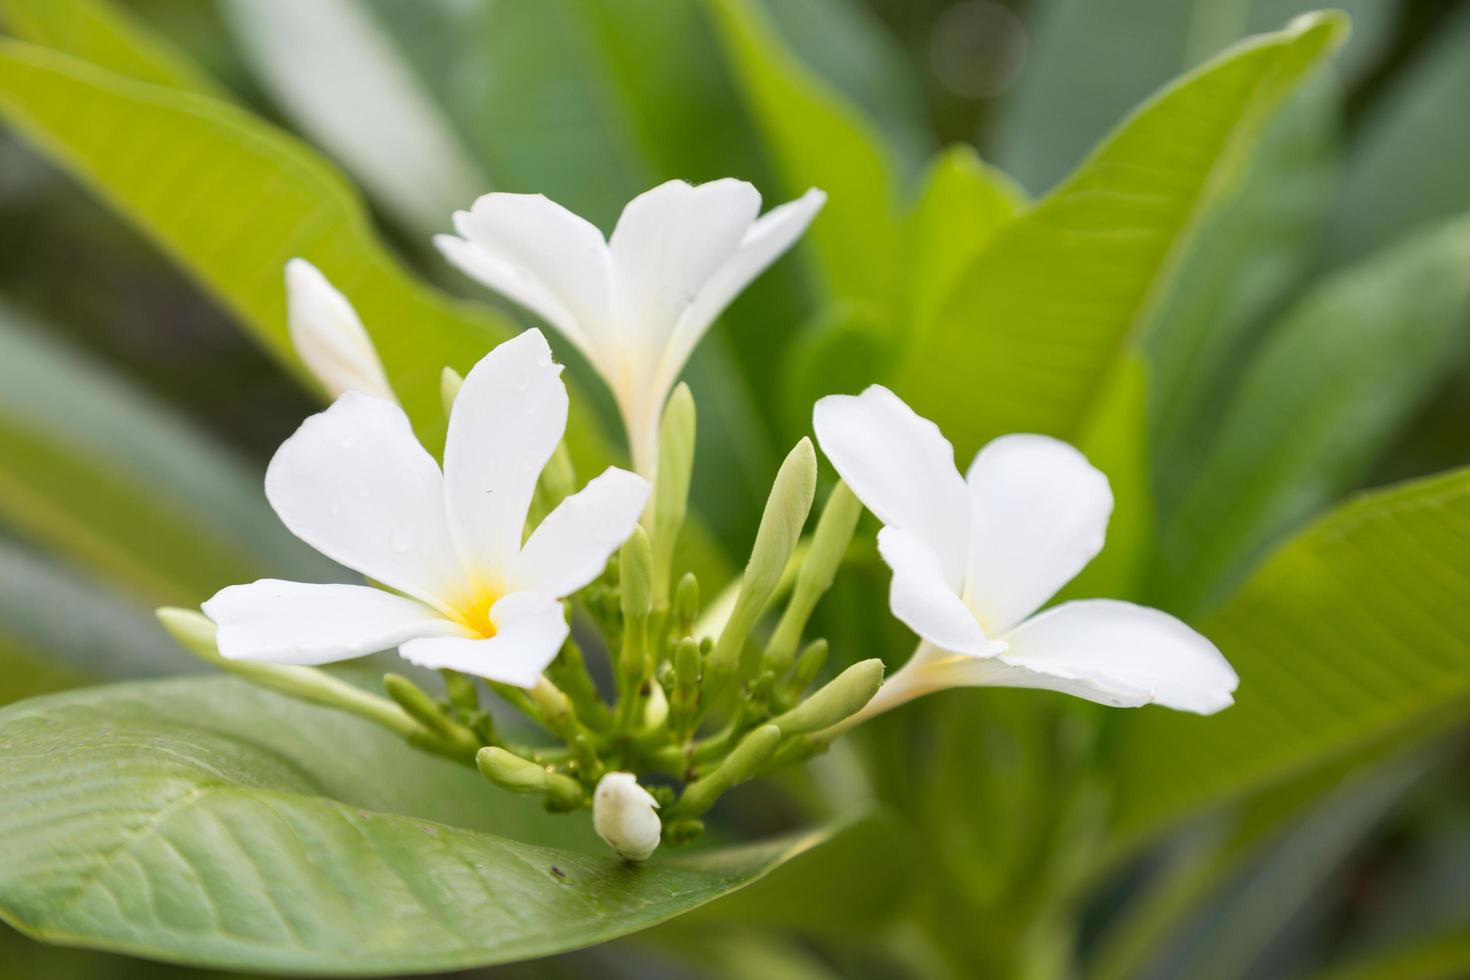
451,583,502,639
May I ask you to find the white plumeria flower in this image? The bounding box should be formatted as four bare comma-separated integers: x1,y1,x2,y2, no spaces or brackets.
284,258,396,403
813,385,1238,722
204,329,649,688
592,772,662,862
435,179,825,476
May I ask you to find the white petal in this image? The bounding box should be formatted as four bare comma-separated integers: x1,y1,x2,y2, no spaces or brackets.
812,385,971,588
440,191,613,363
609,179,761,355
399,591,569,688
204,580,466,665
987,600,1238,713
659,188,825,392
515,467,650,597
878,527,997,657
963,434,1114,634
435,233,601,370
441,329,568,582
265,392,462,609
285,259,394,402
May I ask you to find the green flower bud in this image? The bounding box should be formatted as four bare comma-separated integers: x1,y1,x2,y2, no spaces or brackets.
476,747,584,810
704,439,816,701
440,366,463,416
620,525,654,623
673,572,701,637
776,638,829,712
642,677,669,730
675,724,782,816
769,659,884,735
441,669,480,715
765,482,861,673
652,383,696,598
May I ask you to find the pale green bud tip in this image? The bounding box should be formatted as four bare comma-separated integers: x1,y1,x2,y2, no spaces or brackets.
593,772,661,862
747,438,817,594
440,366,464,416
620,525,654,619
771,659,884,735
674,573,700,625
156,607,221,661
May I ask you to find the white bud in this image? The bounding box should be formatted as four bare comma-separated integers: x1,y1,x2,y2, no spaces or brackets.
285,258,395,402
593,772,661,862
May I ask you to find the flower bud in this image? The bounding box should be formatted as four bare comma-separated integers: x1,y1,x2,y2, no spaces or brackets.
652,383,696,596
593,772,662,861
769,659,884,734
476,748,584,811
285,259,394,402
705,439,816,699
765,481,862,672
676,724,782,817
673,572,701,636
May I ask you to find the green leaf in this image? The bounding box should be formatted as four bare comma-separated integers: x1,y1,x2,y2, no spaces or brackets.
900,12,1346,458
1146,76,1338,516
1309,929,1470,980
705,0,902,311
1151,216,1470,615
904,145,1025,349
0,303,334,604
993,0,1388,194
0,0,226,97
0,677,855,974
1108,466,1470,852
0,40,515,447
1324,6,1470,267
220,0,485,237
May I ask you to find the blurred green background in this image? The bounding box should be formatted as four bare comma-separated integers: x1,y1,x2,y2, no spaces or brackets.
1,1,1469,977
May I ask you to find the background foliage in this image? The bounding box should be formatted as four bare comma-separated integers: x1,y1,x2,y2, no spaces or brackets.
0,1,1468,978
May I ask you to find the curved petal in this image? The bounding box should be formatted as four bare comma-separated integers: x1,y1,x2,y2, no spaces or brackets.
204,580,466,665
285,259,394,401
443,330,569,582
659,188,825,392
609,179,761,355
265,392,462,609
877,527,996,657
813,385,971,588
435,234,601,371
964,434,1114,634
515,467,650,597
399,591,569,688
984,600,1238,714
441,192,613,363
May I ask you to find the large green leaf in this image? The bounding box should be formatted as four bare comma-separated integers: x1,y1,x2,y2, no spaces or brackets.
0,677,857,974
1151,216,1470,615
993,0,1387,194
0,40,515,448
0,304,334,604
1145,77,1338,515
0,0,225,97
1109,466,1470,852
900,12,1346,458
705,0,902,312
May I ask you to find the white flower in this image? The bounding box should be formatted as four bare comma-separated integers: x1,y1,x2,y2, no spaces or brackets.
435,179,826,476
285,258,395,402
813,385,1238,721
203,329,649,688
593,772,661,862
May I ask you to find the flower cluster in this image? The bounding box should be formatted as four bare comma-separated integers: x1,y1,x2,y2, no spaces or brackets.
161,179,1236,863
